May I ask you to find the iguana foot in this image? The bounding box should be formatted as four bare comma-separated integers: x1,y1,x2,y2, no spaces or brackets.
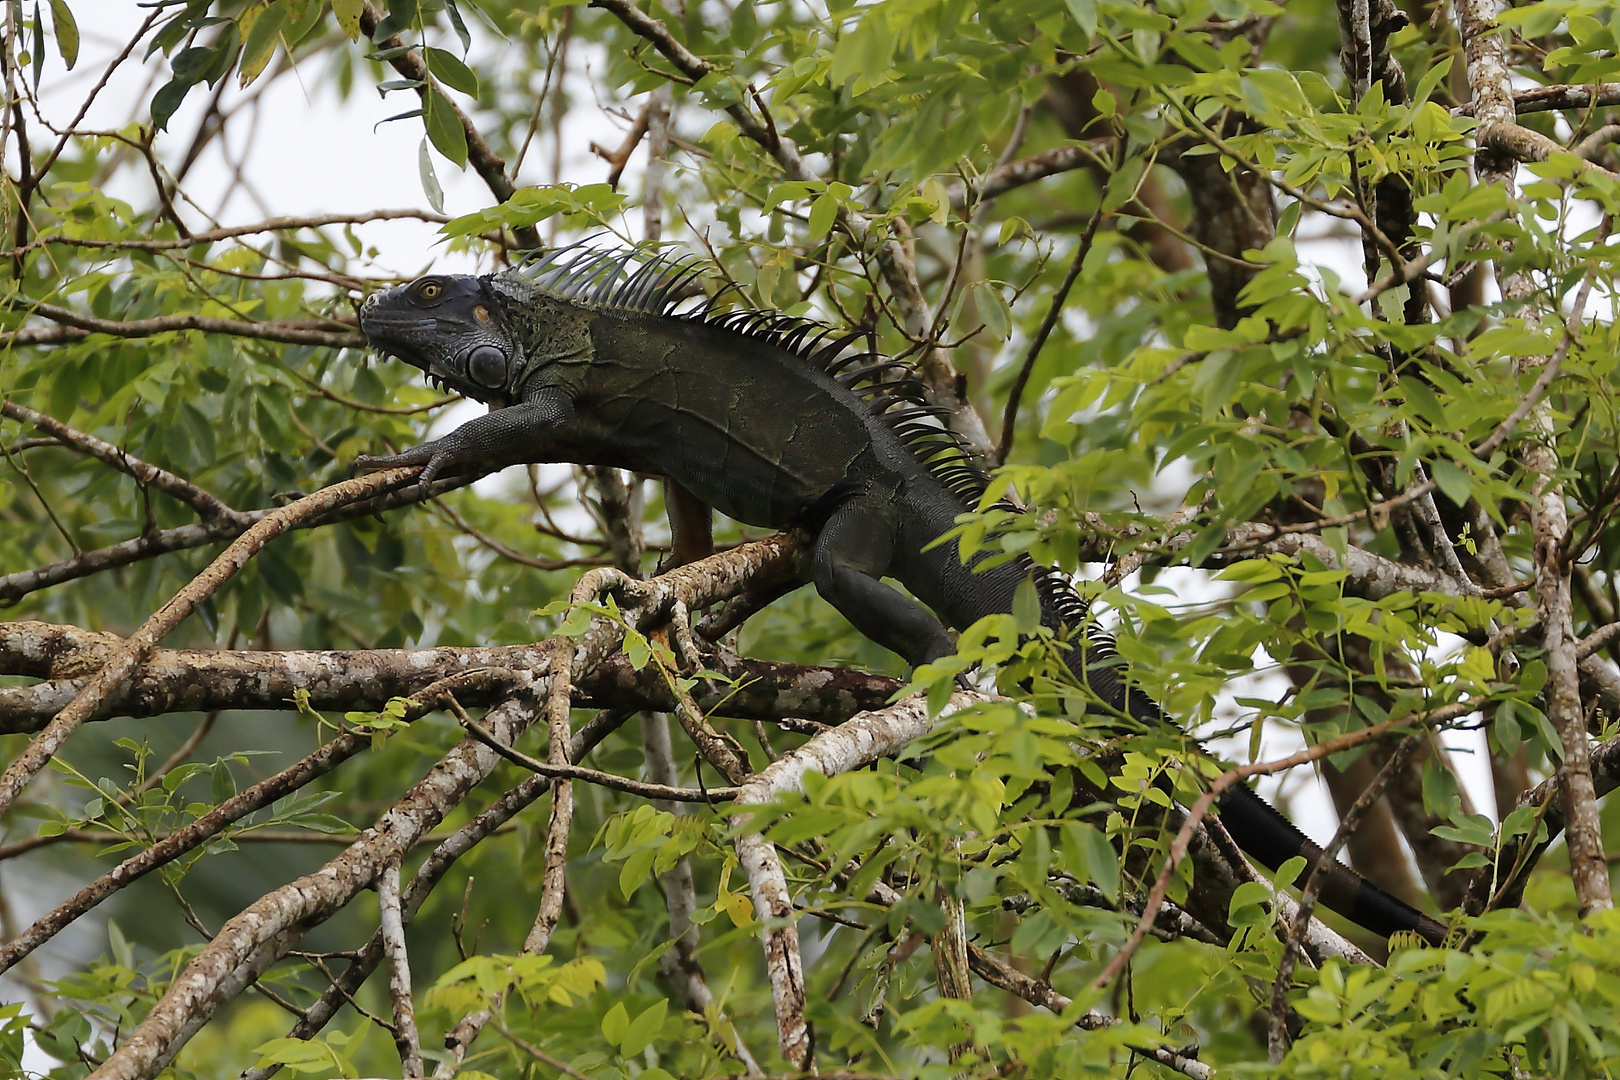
353,445,434,474
353,438,461,487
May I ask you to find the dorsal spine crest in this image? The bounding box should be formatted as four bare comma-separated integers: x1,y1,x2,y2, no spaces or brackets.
516,244,997,507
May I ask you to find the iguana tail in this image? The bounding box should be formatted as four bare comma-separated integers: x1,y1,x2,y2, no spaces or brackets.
1029,566,1450,946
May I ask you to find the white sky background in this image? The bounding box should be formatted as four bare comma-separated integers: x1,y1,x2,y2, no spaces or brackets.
48,5,636,271
8,7,1511,1018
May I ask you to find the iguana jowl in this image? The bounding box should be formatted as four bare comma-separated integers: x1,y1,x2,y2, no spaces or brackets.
356,247,1448,946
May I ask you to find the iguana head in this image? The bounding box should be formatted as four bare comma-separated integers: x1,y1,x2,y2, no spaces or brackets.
361,271,594,406
360,273,526,407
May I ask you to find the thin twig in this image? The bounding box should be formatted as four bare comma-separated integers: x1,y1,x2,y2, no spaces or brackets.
4,300,362,348
0,669,509,977
1,400,247,523
996,154,1114,466
377,861,423,1077
17,209,449,255
458,716,738,801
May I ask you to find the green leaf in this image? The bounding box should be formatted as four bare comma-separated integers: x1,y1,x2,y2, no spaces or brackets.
618,846,656,899
108,919,133,969
1216,559,1283,583
238,0,287,87
601,1001,629,1046
1063,0,1097,39
48,0,76,68
425,46,479,96
331,0,363,38
1421,759,1460,818
829,11,895,88
619,998,667,1058
1228,880,1273,926
623,627,651,670
30,3,43,90
1430,459,1471,507
1012,576,1041,634
445,0,472,50
424,88,469,167
151,77,195,131
808,192,838,240
418,138,444,213
730,0,756,47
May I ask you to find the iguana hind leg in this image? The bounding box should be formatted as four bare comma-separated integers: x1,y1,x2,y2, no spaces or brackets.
813,499,956,668
663,480,714,570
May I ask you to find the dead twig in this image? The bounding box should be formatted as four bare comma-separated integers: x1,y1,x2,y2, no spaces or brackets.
377,861,423,1077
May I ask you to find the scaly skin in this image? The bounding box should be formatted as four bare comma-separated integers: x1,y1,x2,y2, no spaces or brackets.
355,260,1449,946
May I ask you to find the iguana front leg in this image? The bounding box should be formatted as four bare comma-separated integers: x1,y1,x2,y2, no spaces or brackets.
354,390,575,485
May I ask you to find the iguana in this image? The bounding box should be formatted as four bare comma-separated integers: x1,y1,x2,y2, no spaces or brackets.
355,246,1449,946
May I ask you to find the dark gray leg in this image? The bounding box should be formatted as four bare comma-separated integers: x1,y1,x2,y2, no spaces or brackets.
813,500,956,668
354,390,576,484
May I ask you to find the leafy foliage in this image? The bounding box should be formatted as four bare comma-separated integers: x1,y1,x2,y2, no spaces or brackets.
3,0,1620,1077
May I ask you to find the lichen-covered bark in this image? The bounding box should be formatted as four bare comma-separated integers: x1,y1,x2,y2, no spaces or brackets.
1454,0,1613,916
730,691,978,1067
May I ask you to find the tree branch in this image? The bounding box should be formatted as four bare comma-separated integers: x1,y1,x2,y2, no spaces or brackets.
6,301,362,348
21,209,448,255
376,861,423,1078
0,670,513,978
948,140,1112,212
458,715,738,801
0,469,416,823
1,400,249,523
88,688,544,1080
730,690,980,1067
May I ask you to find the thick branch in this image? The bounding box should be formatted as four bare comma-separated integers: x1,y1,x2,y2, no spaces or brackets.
1455,83,1620,117
1478,122,1620,180
0,631,893,731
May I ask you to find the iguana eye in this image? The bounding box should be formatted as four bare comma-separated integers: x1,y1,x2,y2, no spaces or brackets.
414,280,443,302
467,344,507,388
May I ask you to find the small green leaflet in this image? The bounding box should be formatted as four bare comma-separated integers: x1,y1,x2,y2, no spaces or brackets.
424,87,469,168
48,0,76,68
238,0,288,88
331,0,362,38
419,138,444,213
425,46,479,96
